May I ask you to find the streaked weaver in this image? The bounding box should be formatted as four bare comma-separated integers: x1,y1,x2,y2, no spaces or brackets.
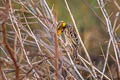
57,21,80,60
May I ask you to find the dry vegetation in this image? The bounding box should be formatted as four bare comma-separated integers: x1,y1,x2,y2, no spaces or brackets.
0,0,120,80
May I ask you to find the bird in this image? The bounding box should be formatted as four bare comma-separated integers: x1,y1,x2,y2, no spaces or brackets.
57,21,80,60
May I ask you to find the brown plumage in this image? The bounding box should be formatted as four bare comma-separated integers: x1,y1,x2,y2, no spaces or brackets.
64,23,80,47
57,21,80,59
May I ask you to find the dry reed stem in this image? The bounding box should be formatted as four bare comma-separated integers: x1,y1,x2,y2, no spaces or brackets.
2,23,19,80
54,32,59,80
0,0,19,79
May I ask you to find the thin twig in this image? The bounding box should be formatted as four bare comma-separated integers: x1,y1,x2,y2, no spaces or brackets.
2,23,19,80
54,32,59,80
